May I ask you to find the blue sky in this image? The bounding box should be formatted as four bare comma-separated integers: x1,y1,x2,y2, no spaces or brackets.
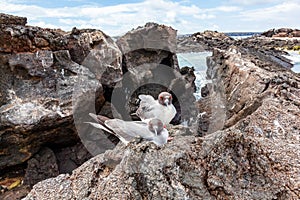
1,0,300,36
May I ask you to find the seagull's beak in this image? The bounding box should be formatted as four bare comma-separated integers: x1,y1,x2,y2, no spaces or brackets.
164,98,170,106
153,125,158,136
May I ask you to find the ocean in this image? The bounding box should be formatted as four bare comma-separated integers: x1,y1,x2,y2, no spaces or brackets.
177,52,212,99
283,51,300,73
177,50,300,101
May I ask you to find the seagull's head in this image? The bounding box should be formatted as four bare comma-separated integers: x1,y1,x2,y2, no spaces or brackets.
148,118,164,135
158,92,172,106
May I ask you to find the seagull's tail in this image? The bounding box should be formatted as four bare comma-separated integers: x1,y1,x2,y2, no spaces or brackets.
86,113,113,133
130,112,138,116
84,122,113,134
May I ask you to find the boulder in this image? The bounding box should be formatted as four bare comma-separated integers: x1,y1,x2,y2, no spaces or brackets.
0,14,122,171
114,23,196,124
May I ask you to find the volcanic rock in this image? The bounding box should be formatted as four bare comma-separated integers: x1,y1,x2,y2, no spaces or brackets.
0,13,122,171
0,13,27,26
23,147,59,187
24,46,300,199
191,30,235,51
114,23,196,124
261,28,300,38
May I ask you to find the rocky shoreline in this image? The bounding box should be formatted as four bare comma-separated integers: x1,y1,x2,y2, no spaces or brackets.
0,13,299,199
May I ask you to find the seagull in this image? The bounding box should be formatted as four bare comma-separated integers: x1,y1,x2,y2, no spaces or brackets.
86,113,169,146
134,92,177,125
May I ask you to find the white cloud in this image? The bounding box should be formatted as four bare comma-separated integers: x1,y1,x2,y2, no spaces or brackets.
227,0,282,5
1,0,219,35
194,14,215,20
1,0,299,35
240,2,300,23
204,6,241,12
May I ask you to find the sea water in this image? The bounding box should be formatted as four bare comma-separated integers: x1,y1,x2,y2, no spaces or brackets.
177,52,212,99
283,51,300,73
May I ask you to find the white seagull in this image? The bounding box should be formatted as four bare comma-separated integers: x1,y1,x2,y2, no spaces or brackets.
135,92,177,124
86,113,169,146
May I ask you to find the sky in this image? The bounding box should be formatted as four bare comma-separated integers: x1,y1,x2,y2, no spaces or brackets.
1,0,300,36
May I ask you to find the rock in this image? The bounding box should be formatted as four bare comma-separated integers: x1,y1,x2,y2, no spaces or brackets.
114,23,196,124
273,32,289,38
23,147,59,187
200,84,209,97
176,35,207,53
54,143,92,174
204,46,299,132
23,129,300,199
116,22,178,85
0,13,122,172
291,30,300,37
24,44,300,199
191,30,235,51
261,28,275,37
0,185,30,200
235,36,297,69
261,28,300,38
179,66,196,92
73,28,123,87
0,13,27,26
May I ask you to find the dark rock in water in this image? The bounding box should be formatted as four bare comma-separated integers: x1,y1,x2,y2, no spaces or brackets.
291,30,300,37
179,66,196,92
200,84,209,97
261,28,300,38
0,13,27,26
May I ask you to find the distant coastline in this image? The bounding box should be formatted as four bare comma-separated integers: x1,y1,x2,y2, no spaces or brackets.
178,32,262,38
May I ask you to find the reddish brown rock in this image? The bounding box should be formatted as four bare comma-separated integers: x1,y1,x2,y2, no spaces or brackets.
291,30,300,37
0,13,122,171
273,32,289,37
0,13,27,26
262,28,300,38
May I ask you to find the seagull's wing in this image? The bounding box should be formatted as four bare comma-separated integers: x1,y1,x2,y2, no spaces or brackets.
138,94,155,102
105,119,154,141
136,95,158,120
